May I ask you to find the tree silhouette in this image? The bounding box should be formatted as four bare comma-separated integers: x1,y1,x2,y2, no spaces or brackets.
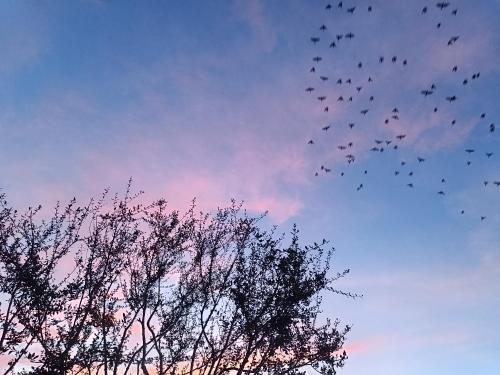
0,187,353,375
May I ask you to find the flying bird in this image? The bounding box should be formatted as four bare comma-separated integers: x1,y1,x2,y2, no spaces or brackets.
436,2,450,10
448,36,460,46
311,37,320,44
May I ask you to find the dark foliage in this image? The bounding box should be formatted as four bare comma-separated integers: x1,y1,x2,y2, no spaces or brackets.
0,186,353,375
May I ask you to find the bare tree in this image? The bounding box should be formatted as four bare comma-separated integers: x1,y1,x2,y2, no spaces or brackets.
0,187,354,375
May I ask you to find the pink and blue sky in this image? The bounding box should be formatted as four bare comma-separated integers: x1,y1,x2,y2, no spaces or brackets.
1,1,499,374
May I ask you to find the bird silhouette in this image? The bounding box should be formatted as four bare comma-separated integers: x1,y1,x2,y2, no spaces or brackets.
436,2,450,10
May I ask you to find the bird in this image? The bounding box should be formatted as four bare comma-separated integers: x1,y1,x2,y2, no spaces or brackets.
417,157,425,162
345,32,355,39
313,56,322,62
436,2,450,10
318,96,326,101
320,76,328,81
452,9,458,15
379,56,385,63
465,149,475,154
438,191,445,195
452,66,458,72
490,123,495,132
407,183,414,188
448,36,460,46
305,87,315,93
347,6,356,14
481,113,486,118
360,109,369,115
421,89,433,96
320,24,327,31
446,95,457,102
308,140,314,145
310,67,316,73
356,183,363,191
322,125,330,131
396,134,406,140
311,37,320,44
330,41,337,48
422,6,428,14
326,4,332,10
494,181,500,187
486,152,493,158
481,216,486,221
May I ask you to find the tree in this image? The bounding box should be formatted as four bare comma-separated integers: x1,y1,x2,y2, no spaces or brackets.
0,186,354,375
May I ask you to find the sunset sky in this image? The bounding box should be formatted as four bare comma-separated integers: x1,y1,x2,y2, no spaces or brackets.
1,1,499,374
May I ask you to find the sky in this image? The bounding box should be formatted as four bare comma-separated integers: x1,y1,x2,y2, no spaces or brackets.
1,1,500,374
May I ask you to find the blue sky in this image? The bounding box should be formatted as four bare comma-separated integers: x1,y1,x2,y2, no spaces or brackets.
1,1,499,374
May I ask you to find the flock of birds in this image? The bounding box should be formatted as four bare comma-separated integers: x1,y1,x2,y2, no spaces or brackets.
303,1,498,221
